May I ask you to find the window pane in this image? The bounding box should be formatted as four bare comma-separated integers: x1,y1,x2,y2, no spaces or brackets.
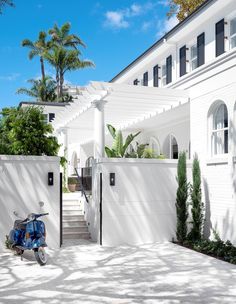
191,44,197,59
162,65,166,76
191,58,198,71
231,36,236,49
214,104,228,130
230,18,236,36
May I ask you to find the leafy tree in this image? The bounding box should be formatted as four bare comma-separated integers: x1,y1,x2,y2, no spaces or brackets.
167,0,206,22
189,155,204,241
0,0,14,14
176,151,188,243
16,76,57,102
0,107,60,156
22,31,51,81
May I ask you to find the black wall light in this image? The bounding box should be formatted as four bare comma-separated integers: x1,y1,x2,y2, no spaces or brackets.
110,173,115,186
48,172,54,186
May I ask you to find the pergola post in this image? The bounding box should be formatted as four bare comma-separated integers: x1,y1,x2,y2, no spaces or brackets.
92,100,107,159
62,128,69,183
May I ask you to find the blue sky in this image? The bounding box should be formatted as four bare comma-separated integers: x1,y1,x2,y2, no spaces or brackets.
0,0,177,109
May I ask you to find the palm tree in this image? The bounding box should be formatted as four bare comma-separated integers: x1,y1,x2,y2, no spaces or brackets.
22,32,51,81
44,47,94,99
16,76,57,102
0,0,14,14
48,22,86,49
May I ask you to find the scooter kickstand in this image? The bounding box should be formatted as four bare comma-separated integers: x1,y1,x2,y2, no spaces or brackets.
20,253,23,261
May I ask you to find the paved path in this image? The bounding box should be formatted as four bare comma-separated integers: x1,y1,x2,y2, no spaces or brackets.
0,241,236,304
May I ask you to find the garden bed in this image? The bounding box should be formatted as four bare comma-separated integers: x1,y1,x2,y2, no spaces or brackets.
174,238,236,265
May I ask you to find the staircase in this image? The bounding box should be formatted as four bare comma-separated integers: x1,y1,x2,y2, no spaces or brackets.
63,193,90,240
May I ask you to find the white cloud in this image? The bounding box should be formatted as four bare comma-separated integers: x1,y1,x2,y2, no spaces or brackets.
104,3,147,30
0,73,20,81
104,11,129,29
156,16,178,38
141,21,152,32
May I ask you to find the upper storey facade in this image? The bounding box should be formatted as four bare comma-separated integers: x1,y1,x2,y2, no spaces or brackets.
110,0,236,88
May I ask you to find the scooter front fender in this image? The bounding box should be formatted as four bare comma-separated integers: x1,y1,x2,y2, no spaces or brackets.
32,237,47,249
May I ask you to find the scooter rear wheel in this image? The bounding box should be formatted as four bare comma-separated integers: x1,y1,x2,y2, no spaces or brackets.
34,247,47,266
15,248,24,256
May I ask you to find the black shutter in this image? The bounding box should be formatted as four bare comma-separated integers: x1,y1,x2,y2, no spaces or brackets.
216,19,225,57
179,46,187,77
143,72,148,86
153,65,159,87
133,79,138,85
49,113,55,122
166,55,172,84
197,32,205,67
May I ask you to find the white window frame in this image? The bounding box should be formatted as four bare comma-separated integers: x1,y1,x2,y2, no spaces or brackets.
169,134,178,159
208,102,229,157
189,43,198,72
161,63,167,87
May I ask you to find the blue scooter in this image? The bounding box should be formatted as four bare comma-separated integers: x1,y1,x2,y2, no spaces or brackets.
8,213,49,265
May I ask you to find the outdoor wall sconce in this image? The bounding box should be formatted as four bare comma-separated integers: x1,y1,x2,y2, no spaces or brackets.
48,172,54,186
110,173,115,186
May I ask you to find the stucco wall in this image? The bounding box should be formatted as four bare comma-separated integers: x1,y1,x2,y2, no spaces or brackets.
87,159,191,246
0,155,60,252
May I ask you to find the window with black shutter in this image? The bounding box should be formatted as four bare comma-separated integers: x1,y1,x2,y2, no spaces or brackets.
49,113,55,122
179,46,187,77
133,79,138,85
143,72,148,86
197,32,205,67
166,55,172,84
153,65,159,87
216,19,225,57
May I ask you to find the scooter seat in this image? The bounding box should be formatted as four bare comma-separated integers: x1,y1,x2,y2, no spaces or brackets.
14,220,26,230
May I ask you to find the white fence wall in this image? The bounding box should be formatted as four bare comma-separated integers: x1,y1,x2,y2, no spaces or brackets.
87,159,191,246
0,155,60,252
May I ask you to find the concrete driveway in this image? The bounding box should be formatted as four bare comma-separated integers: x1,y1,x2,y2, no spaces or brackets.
0,240,236,304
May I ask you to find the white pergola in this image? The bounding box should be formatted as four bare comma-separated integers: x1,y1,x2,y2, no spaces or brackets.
52,81,189,158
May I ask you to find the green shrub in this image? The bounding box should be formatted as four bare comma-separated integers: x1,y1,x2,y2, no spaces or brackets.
68,177,78,185
188,155,204,241
176,152,188,243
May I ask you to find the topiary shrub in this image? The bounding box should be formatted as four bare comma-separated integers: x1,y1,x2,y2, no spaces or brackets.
176,151,188,243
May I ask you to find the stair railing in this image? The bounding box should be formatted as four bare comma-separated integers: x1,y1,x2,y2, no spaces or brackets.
74,167,89,204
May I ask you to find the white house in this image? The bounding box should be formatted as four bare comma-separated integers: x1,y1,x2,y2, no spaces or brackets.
21,0,236,246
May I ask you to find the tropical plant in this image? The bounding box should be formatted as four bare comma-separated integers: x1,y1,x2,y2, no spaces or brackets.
105,124,141,158
176,151,188,243
0,0,14,14
46,23,94,98
0,106,60,156
167,0,206,21
188,155,204,241
22,31,51,81
16,76,57,102
125,142,148,158
44,47,94,99
48,22,86,49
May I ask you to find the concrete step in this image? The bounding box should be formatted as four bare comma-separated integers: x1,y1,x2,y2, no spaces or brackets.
63,220,87,228
63,232,90,240
63,226,89,233
63,205,82,211
63,199,82,206
63,214,85,221
63,210,84,216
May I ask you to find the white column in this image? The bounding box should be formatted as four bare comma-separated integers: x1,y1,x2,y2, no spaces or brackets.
92,100,107,159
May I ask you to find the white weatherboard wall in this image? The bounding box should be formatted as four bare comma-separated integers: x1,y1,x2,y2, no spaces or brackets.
88,159,191,246
0,155,60,252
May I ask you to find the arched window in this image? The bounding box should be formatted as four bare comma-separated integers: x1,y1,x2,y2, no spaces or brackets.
170,135,179,159
210,102,228,155
149,137,161,155
163,134,179,159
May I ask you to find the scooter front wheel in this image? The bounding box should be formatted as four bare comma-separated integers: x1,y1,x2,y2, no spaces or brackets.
34,247,48,266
